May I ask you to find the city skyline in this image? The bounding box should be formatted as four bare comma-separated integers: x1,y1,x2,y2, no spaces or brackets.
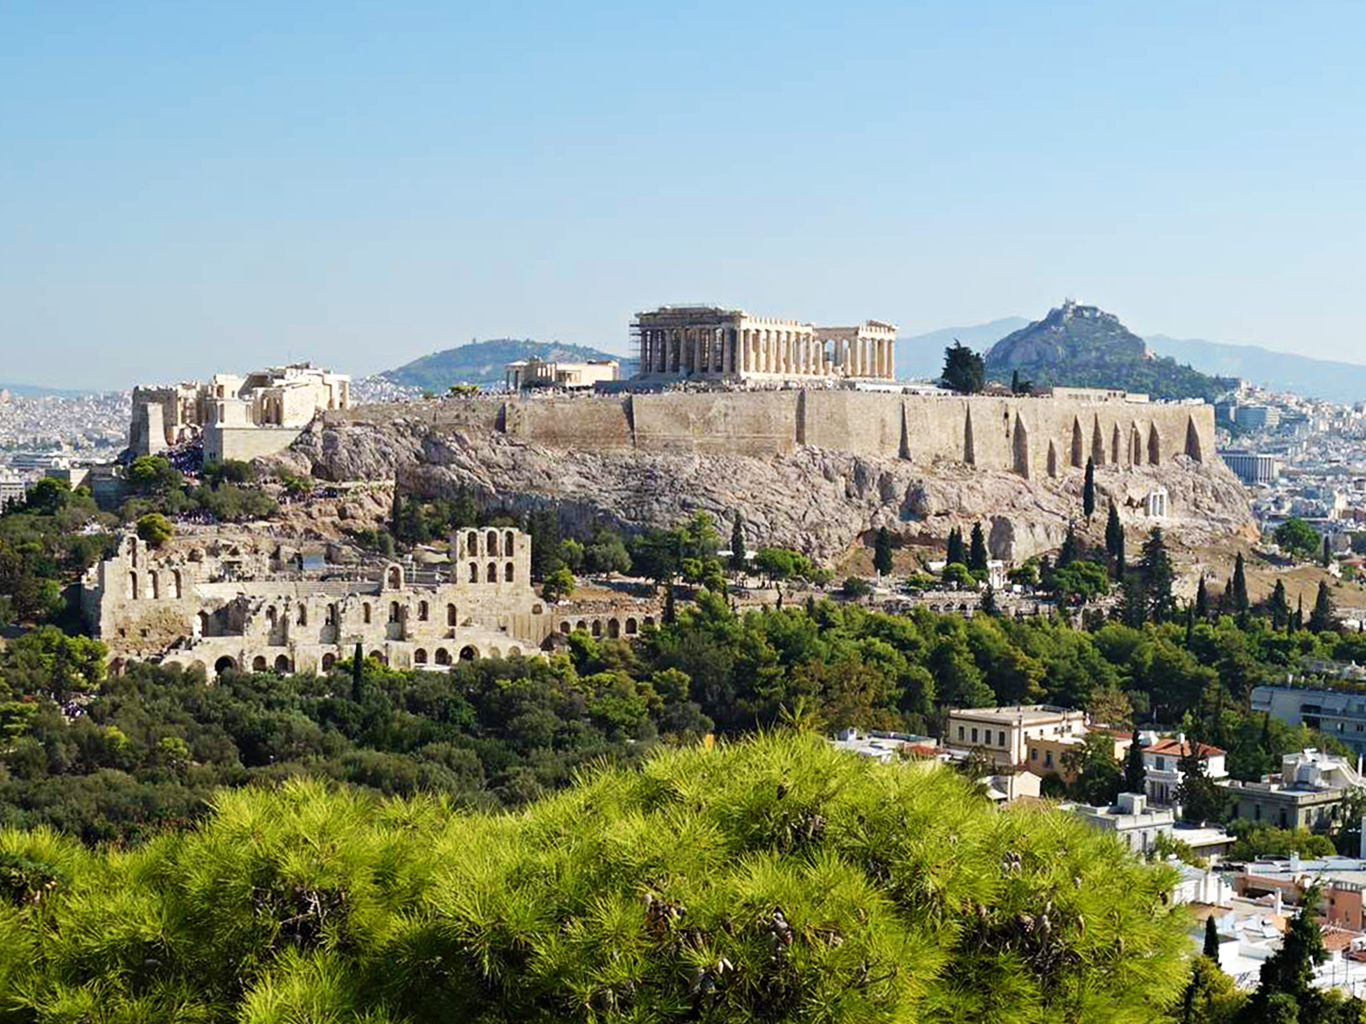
3,0,1364,390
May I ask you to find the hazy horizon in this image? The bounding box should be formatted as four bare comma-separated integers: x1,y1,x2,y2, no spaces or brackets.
3,1,1364,390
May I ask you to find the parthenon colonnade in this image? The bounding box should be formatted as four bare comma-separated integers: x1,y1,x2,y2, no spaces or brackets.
634,306,897,384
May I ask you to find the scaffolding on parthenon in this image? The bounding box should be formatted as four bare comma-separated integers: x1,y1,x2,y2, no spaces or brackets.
628,315,643,377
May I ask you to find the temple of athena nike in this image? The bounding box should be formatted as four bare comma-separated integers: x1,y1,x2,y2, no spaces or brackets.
633,306,897,383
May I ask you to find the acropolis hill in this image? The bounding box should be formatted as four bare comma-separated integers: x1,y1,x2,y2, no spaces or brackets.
268,387,1256,562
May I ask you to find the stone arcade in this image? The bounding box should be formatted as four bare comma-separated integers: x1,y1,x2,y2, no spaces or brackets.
633,306,897,384
83,531,657,678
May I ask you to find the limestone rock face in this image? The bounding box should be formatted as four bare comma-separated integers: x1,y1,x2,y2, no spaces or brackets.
270,419,1257,563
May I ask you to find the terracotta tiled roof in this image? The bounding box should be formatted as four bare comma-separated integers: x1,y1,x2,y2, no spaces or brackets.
1147,739,1226,758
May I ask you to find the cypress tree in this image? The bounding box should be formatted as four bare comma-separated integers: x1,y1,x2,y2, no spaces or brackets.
1293,594,1304,632
1194,575,1209,619
1104,501,1122,557
946,527,965,567
1322,535,1332,569
968,523,988,573
874,526,894,576
729,513,747,571
1232,553,1249,620
1139,528,1176,623
980,583,998,616
1269,579,1289,630
1123,725,1146,794
1058,521,1078,569
662,581,676,625
1309,581,1336,634
1011,368,1020,394
1113,528,1126,582
1203,916,1220,960
351,640,364,702
1083,458,1096,521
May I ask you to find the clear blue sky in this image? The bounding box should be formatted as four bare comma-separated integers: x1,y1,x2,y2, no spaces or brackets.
2,0,1363,390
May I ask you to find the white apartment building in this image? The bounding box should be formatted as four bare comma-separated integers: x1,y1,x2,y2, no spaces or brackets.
944,704,1087,768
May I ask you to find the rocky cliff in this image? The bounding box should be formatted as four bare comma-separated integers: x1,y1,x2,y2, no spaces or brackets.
269,416,1256,562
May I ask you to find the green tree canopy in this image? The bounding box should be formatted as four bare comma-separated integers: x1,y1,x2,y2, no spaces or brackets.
1274,517,1321,561
941,341,985,394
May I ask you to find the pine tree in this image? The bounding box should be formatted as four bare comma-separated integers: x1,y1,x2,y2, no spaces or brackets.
874,526,894,576
1105,501,1122,557
729,513,747,571
1176,745,1226,825
1140,527,1176,623
1058,521,1078,569
1123,725,1146,794
1269,579,1289,630
1194,574,1209,619
968,523,988,573
1309,580,1336,634
1083,458,1096,521
1232,553,1250,620
1203,915,1221,960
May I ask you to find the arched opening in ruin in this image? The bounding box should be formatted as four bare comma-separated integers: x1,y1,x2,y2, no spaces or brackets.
1185,416,1203,461
508,646,521,657
369,650,386,665
149,571,160,600
560,621,571,634
435,647,451,665
643,616,655,627
469,562,479,583
266,606,277,629
591,620,602,637
190,661,207,679
322,653,336,671
575,620,587,632
459,645,477,661
414,648,428,665
1012,413,1030,479
608,619,620,638
504,530,515,555
389,601,401,623
489,646,501,658
252,655,268,671
297,604,307,626
447,603,458,626
128,537,138,567
363,603,372,624
1070,417,1084,468
626,618,638,635
467,531,479,557
214,656,236,676
418,601,428,621
1148,423,1161,465
486,562,497,583
172,570,183,599
274,655,291,674
486,531,499,556
197,611,210,638
1092,417,1106,467
505,562,514,583
128,572,138,600
1047,441,1058,479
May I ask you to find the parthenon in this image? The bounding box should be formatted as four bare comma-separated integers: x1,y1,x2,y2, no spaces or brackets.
633,306,897,383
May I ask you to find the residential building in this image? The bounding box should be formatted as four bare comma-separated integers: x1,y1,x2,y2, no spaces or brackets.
1233,854,1366,932
1071,792,1175,854
944,704,1087,768
1253,683,1366,758
1222,749,1366,831
828,728,938,764
1144,737,1228,807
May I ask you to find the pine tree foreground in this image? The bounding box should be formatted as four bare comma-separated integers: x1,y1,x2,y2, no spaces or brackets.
0,733,1192,1022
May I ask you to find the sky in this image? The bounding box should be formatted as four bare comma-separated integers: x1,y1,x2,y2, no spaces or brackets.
2,0,1364,390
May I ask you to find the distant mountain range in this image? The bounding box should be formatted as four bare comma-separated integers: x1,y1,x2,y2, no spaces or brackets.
381,339,629,390
0,382,105,398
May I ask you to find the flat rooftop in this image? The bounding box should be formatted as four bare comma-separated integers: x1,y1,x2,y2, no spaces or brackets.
948,704,1080,725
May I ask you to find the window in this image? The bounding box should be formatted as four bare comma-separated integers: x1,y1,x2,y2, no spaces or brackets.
389,601,401,622
1044,752,1053,769
505,562,514,582
1029,748,1037,761
998,731,1006,747
958,726,964,740
447,604,457,626
363,603,372,624
418,601,429,621
1155,756,1165,771
971,728,978,743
